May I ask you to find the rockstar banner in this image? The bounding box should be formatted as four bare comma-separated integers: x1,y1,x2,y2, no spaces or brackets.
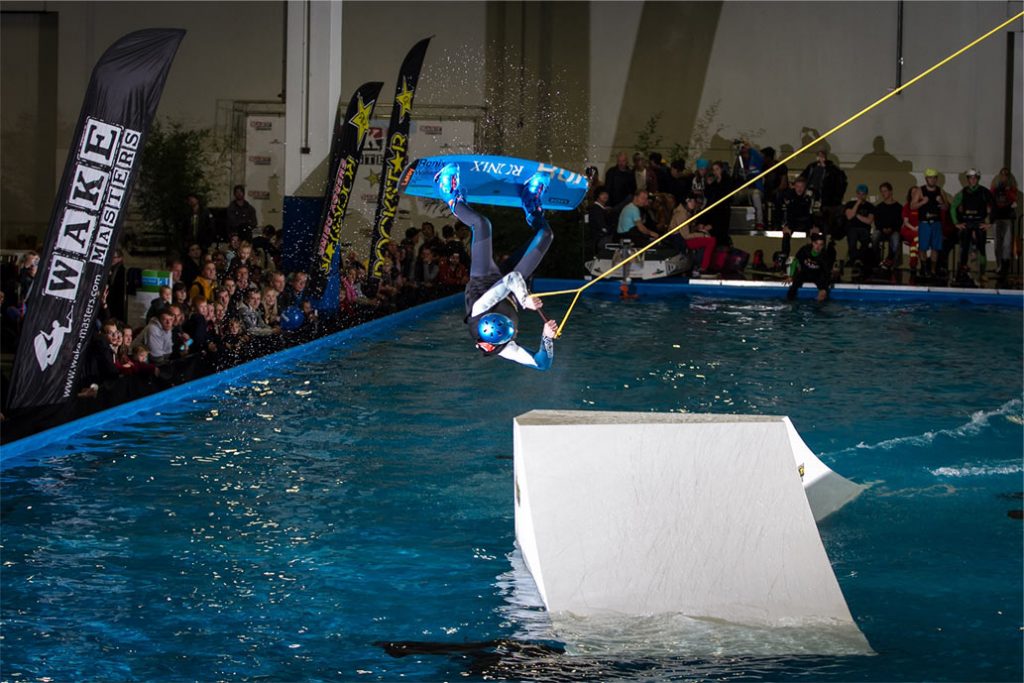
7,29,185,410
308,81,383,299
366,37,431,281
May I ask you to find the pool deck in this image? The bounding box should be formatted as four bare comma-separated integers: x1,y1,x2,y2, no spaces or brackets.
2,280,1019,465
534,277,1024,307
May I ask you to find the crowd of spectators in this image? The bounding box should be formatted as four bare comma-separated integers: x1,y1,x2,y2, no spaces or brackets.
0,186,473,435
584,146,1020,286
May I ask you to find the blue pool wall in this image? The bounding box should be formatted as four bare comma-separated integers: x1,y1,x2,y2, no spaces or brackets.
0,295,457,468
1,279,1019,467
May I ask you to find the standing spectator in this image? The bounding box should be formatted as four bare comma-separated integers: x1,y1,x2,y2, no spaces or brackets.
269,271,287,297
990,168,1018,281
225,185,258,239
736,142,766,228
801,150,847,237
648,152,671,196
588,187,612,250
182,193,215,249
668,159,692,204
79,320,122,396
872,182,903,269
843,184,875,270
167,259,184,286
633,153,658,193
901,186,922,282
181,243,204,287
774,176,813,258
761,147,789,223
951,169,994,281
691,159,710,208
604,152,636,208
703,161,733,247
917,169,947,278
617,190,658,246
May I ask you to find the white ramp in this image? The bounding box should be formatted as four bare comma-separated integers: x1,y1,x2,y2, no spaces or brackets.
513,410,869,651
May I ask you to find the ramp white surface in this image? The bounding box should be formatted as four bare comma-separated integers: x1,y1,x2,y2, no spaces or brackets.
513,410,869,652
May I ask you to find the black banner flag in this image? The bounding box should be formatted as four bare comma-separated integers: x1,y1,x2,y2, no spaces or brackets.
367,37,431,280
7,29,185,410
308,81,383,299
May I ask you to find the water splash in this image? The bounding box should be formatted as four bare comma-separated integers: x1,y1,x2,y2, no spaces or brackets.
827,398,1023,456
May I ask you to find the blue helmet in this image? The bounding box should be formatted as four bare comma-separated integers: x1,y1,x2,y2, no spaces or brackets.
477,313,516,345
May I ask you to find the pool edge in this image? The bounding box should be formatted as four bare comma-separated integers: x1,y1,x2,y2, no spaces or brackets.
0,295,460,468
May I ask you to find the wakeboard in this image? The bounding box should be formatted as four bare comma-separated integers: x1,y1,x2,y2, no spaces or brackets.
399,154,588,211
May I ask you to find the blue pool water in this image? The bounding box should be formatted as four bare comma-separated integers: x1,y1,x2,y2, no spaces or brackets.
2,293,1022,681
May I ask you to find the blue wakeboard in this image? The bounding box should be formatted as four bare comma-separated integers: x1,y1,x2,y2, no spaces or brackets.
399,154,588,211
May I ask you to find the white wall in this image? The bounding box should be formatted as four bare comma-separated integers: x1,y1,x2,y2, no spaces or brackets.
690,1,1018,182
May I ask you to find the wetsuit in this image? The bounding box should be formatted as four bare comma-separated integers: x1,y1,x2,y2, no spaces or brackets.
787,243,830,299
951,185,994,271
454,200,555,370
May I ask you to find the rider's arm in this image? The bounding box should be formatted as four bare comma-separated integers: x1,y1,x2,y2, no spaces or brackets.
469,271,531,317
497,336,554,371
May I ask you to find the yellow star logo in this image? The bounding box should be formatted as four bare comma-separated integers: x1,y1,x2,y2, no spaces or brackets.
366,169,381,188
388,150,405,176
394,78,415,121
348,93,375,144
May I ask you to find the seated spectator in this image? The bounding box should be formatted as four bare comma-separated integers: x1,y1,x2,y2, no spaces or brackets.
260,287,280,328
117,325,134,363
171,282,192,319
223,233,242,264
232,266,256,303
133,308,175,364
184,297,217,355
145,285,173,323
437,250,468,289
116,344,160,377
217,317,248,368
278,271,309,310
441,224,467,264
676,196,717,276
227,241,254,278
617,190,659,246
213,286,235,318
415,246,439,290
237,288,275,336
190,261,218,304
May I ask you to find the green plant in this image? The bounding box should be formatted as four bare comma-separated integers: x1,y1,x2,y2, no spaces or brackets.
135,120,213,251
634,113,664,156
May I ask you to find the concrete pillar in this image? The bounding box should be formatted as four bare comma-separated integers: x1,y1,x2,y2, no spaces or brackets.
284,0,343,197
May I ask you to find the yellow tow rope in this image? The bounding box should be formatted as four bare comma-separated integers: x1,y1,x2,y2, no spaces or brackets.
543,11,1024,337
